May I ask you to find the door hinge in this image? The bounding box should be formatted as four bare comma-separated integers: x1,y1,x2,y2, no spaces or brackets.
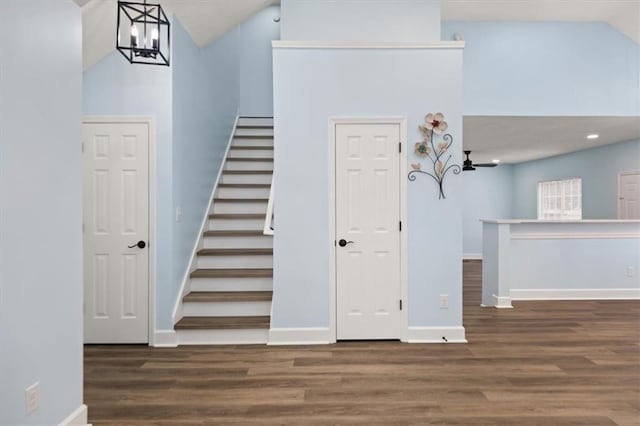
399,299,403,310
399,142,402,153
81,142,84,153
399,221,402,231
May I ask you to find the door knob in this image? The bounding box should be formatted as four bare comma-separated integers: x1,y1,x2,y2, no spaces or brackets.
338,239,354,247
128,240,146,249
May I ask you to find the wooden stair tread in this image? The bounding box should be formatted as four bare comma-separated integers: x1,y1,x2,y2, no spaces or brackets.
175,316,271,330
223,170,273,175
226,157,274,162
218,184,270,188
197,248,273,256
209,213,265,219
236,125,273,129
214,198,268,203
233,135,274,140
183,291,273,303
230,146,274,150
203,230,265,236
190,268,273,278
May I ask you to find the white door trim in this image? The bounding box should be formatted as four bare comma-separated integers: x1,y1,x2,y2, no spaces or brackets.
82,116,157,346
618,170,640,219
328,117,408,343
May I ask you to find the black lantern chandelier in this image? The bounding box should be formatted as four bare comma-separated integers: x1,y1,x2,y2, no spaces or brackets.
116,0,170,66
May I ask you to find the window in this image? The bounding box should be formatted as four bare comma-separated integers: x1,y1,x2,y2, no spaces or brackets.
537,178,582,220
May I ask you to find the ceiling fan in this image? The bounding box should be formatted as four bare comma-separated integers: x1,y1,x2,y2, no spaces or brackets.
463,150,498,171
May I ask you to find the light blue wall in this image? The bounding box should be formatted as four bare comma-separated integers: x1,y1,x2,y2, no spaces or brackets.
0,1,83,423
239,5,280,117
442,22,640,116
510,237,640,291
281,0,441,41
462,166,513,255
83,43,174,329
512,139,640,219
272,46,464,329
84,18,241,330
172,19,240,320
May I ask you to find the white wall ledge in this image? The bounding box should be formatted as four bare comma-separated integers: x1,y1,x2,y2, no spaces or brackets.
481,220,640,307
272,40,465,49
481,219,640,224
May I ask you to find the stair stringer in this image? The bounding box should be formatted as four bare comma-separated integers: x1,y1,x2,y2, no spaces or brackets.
171,115,240,325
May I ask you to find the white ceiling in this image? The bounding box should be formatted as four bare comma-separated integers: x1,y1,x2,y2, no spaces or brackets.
76,1,639,164
79,0,276,69
463,116,640,164
77,0,639,69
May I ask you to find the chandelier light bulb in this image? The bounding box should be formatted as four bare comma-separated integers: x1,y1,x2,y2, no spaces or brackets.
151,27,159,50
130,25,139,48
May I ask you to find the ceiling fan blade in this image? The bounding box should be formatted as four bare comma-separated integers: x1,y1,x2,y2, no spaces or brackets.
474,163,498,167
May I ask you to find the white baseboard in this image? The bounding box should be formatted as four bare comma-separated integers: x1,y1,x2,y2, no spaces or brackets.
511,288,640,300
493,294,513,308
268,327,333,345
463,253,483,260
405,326,467,343
153,330,178,347
58,404,88,426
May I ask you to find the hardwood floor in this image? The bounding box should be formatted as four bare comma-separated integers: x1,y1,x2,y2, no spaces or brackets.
85,260,640,425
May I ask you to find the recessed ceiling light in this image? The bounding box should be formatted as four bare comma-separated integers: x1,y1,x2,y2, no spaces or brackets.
587,134,599,140
492,159,500,164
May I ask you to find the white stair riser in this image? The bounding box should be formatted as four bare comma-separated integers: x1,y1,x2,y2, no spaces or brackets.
190,277,273,292
225,161,273,171
220,174,272,184
177,329,268,345
228,149,273,158
196,255,273,269
182,301,271,317
232,139,273,148
203,235,273,248
235,128,274,137
237,118,273,126
212,202,267,214
209,218,264,231
216,187,270,198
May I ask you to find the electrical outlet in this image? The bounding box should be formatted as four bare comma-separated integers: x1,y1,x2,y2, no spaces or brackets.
439,294,449,309
175,205,182,223
627,267,635,278
25,382,39,414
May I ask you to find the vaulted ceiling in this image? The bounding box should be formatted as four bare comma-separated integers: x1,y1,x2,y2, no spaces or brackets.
79,0,277,69
77,0,639,69
77,1,638,163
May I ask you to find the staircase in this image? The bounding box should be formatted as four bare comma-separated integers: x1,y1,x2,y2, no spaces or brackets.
175,117,274,345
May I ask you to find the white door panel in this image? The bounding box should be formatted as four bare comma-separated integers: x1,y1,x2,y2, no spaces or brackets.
619,172,640,220
83,122,149,343
336,123,401,340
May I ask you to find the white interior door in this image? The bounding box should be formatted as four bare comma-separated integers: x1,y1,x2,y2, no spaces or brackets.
83,121,149,343
335,123,401,340
619,171,640,219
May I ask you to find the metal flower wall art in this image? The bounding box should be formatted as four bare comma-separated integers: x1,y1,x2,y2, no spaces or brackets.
408,113,461,199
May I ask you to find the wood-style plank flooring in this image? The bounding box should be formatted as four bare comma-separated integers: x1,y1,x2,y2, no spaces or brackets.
85,260,640,425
